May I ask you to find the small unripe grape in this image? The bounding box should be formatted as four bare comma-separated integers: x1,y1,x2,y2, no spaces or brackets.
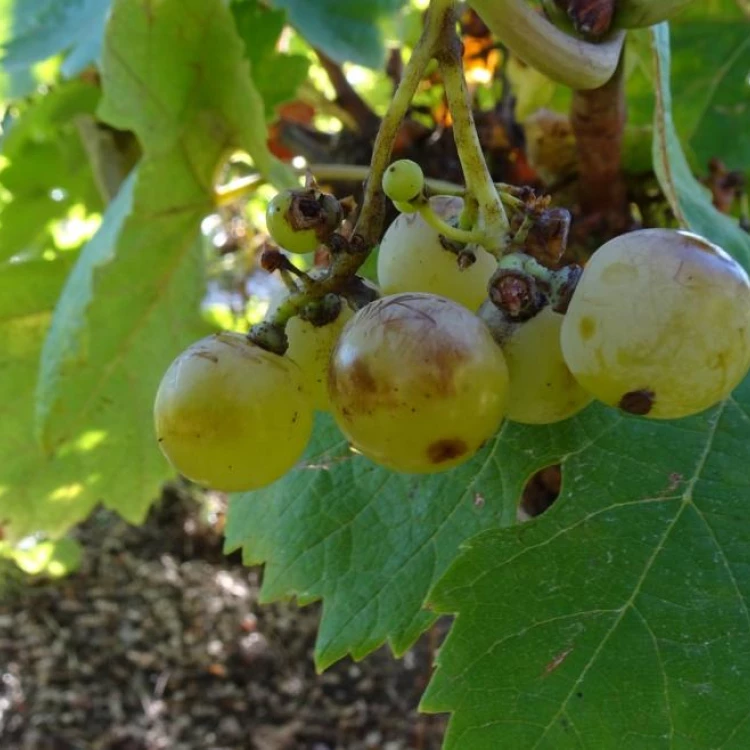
154,333,313,491
382,159,424,204
377,196,496,312
561,229,750,419
329,293,509,474
266,188,342,254
480,302,593,424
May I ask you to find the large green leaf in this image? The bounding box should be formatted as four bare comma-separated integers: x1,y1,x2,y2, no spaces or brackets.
651,23,750,270
224,408,621,670
0,258,107,540
0,80,102,264
269,0,406,69
421,380,750,749
668,0,750,174
231,0,309,118
31,0,292,535
0,0,110,87
419,25,750,749
627,1,750,177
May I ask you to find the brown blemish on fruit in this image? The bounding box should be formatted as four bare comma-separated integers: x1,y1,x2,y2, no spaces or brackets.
619,389,655,415
297,196,321,221
428,438,468,464
579,316,596,341
431,345,466,396
192,350,219,363
489,271,543,321
709,351,728,372
349,358,377,394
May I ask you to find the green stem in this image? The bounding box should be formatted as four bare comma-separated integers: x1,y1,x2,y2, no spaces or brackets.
437,29,509,255
417,201,483,244
347,0,454,248
511,214,534,246
254,0,456,341
216,165,463,207
458,194,479,230
496,188,526,211
217,169,528,214
499,251,553,283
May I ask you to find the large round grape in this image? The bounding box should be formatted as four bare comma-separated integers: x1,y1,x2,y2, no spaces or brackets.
377,196,496,311
328,293,509,473
561,229,750,419
154,333,313,491
480,303,593,424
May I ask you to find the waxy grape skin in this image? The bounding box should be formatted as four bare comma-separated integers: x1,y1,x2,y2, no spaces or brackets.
561,229,750,419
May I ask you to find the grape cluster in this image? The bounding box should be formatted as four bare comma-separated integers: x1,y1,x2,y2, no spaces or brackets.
154,162,750,492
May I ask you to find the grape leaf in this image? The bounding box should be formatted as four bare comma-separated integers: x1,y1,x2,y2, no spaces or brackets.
0,80,102,264
224,407,622,670
421,379,750,749
0,0,110,79
668,0,750,175
230,0,310,118
32,0,293,534
0,258,108,541
626,2,750,179
269,0,405,69
651,23,750,270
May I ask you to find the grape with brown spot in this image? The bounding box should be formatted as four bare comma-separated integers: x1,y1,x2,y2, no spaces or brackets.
328,293,510,474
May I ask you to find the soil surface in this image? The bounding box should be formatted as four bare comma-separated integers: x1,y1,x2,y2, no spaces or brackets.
0,488,447,750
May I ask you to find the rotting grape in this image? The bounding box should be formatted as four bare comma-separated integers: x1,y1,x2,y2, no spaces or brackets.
561,229,750,419
154,332,313,491
266,188,342,254
480,302,592,424
377,195,496,311
328,293,509,473
382,159,425,204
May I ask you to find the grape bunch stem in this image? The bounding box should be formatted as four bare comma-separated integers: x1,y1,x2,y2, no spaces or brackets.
247,0,512,352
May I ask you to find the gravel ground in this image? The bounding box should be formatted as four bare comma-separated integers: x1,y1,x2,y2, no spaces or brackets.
0,488,447,750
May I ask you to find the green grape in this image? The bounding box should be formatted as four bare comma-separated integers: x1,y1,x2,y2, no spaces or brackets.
287,312,351,410
561,229,750,419
480,302,592,424
154,332,313,491
377,196,496,311
382,159,424,204
328,293,509,473
266,188,341,254
277,299,353,412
